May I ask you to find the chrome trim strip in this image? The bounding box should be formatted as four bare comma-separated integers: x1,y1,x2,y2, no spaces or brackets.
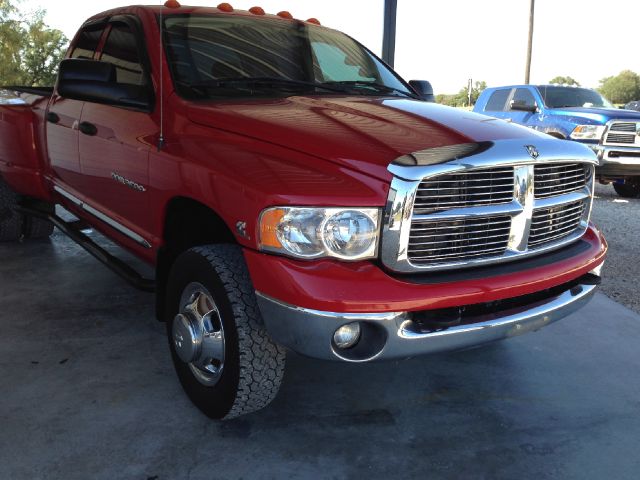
53,185,152,249
412,200,522,221
381,138,597,273
53,185,82,206
508,165,533,252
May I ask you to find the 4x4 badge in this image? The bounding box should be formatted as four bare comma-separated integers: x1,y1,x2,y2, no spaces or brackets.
525,145,539,159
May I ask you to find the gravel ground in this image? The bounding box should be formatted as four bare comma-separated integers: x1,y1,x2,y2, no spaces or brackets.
591,183,640,314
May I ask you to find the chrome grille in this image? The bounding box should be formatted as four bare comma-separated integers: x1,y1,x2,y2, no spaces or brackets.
604,121,639,145
414,168,513,214
610,122,636,132
606,133,635,144
529,201,584,247
382,139,595,273
408,216,511,265
534,163,587,198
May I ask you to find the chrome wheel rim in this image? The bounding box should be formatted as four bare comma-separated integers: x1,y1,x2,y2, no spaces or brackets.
173,282,226,387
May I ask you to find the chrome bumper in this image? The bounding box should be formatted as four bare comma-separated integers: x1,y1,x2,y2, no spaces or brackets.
593,145,640,176
256,281,598,362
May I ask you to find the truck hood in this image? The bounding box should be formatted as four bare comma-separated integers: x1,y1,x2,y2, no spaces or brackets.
547,106,640,124
187,96,543,181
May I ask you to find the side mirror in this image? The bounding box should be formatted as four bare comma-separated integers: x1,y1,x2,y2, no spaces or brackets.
510,99,537,113
56,59,152,110
409,80,435,102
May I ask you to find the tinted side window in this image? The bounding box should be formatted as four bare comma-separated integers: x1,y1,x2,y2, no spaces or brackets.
100,24,145,86
485,89,511,111
71,26,104,59
512,88,536,108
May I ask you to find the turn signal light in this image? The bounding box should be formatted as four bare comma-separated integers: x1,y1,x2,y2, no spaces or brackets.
217,2,234,12
249,6,265,15
164,0,181,8
277,11,293,19
306,18,321,25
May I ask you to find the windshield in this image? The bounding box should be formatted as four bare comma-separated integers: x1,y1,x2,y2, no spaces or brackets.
536,86,614,109
162,14,414,99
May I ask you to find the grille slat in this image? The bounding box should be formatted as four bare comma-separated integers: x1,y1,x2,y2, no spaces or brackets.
610,122,636,132
407,216,511,265
534,164,587,199
410,248,507,262
414,167,514,214
606,133,635,144
527,201,584,247
409,237,509,250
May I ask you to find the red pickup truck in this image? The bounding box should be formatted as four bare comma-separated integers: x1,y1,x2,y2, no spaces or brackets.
0,3,606,419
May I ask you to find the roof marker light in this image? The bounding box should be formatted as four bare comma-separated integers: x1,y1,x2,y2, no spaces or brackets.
249,6,265,15
164,0,181,8
217,3,234,12
306,18,321,25
277,11,293,19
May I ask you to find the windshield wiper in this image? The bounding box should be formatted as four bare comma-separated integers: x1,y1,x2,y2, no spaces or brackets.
185,77,349,95
323,81,417,98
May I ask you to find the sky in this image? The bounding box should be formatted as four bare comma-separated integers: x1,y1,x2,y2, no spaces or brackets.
21,0,640,94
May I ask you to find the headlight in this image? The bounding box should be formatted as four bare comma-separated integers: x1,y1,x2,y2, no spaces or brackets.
259,207,380,260
570,125,605,140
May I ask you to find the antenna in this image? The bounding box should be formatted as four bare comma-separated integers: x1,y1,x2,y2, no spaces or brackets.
158,2,165,151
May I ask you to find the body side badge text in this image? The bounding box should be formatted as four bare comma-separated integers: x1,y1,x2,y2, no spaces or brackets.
111,172,146,192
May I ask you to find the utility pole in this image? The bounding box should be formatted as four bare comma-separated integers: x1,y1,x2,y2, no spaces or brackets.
524,0,535,84
382,0,398,67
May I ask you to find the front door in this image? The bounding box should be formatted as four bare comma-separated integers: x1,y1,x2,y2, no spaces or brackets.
77,18,156,246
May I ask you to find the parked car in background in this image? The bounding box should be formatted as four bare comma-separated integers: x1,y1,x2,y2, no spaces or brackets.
624,100,640,112
474,85,640,198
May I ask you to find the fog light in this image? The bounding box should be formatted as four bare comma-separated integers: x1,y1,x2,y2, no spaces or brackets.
333,322,361,349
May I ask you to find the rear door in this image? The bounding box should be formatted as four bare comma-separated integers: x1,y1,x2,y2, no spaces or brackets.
47,22,105,191
77,16,156,247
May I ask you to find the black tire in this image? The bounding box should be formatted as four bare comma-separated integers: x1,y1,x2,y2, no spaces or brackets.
0,177,22,242
613,178,640,198
22,214,54,239
165,245,286,420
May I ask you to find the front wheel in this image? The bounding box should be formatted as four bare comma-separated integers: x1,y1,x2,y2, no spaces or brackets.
165,245,286,419
613,177,640,198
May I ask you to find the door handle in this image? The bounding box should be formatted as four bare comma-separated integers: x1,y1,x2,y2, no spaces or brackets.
79,121,98,136
46,112,60,124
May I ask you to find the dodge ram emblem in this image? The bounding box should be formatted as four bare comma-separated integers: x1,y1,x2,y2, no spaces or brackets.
525,145,539,159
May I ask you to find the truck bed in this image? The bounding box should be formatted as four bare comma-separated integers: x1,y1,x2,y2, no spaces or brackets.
0,87,52,200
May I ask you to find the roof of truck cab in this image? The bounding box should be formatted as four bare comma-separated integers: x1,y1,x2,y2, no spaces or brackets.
85,4,326,27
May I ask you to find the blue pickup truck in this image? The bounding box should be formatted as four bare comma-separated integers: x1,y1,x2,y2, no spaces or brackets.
474,85,640,197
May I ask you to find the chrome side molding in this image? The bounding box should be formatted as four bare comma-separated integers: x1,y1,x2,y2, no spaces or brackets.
53,185,152,249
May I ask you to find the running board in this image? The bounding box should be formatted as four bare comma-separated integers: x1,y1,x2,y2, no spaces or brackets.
16,205,155,293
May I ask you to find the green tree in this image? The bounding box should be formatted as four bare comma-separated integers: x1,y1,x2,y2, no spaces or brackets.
438,81,487,107
598,70,640,104
549,76,580,86
0,0,68,86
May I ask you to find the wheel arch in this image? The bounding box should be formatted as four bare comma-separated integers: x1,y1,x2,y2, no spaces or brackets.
155,196,238,321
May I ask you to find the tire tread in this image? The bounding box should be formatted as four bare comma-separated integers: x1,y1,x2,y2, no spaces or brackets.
191,245,286,419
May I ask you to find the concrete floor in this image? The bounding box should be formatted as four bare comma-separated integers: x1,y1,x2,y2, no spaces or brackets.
1,231,640,480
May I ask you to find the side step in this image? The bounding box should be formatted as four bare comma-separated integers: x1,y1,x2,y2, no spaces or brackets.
16,205,155,293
